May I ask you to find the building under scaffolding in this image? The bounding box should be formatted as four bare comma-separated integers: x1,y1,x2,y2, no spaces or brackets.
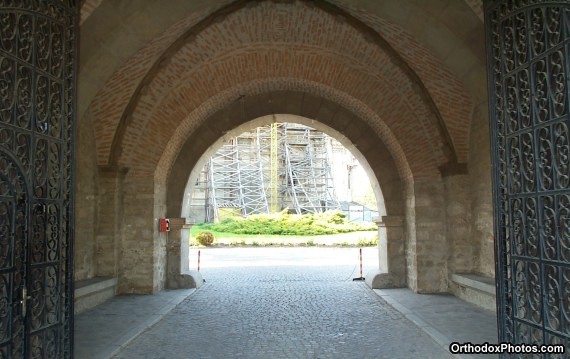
190,123,341,223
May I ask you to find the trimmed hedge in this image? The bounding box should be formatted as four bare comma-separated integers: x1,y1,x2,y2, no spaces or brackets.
196,210,376,236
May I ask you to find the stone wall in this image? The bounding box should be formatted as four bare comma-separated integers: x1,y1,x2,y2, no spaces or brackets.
73,102,496,300
74,155,170,294
412,179,448,293
468,105,495,278
74,111,98,281
404,180,417,291
444,172,476,275
153,178,168,292
117,176,157,294
94,166,126,278
73,0,492,305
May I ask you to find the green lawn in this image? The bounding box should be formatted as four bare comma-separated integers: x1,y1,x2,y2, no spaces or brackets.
190,211,379,247
189,226,378,247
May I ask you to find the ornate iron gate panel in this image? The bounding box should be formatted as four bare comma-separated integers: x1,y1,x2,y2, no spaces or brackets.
486,1,570,357
0,1,77,358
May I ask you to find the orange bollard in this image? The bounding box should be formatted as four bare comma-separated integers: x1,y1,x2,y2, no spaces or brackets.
360,248,363,277
353,248,365,281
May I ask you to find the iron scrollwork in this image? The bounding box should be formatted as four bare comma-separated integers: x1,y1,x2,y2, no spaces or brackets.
486,1,570,356
0,1,77,358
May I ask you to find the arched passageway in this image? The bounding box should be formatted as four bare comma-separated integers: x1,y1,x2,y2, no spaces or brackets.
8,0,570,356
178,114,392,287
75,0,493,315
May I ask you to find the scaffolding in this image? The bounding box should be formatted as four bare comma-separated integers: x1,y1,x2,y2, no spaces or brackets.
200,123,340,222
205,137,269,222
282,125,339,214
270,122,279,213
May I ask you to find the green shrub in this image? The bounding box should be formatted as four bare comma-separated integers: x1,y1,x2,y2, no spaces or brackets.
357,239,376,247
193,210,376,236
196,231,215,246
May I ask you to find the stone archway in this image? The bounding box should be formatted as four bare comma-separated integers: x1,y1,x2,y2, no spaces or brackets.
78,0,487,303
161,88,412,292
174,113,404,289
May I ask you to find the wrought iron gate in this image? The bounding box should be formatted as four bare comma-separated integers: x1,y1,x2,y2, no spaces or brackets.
486,1,570,356
0,1,77,358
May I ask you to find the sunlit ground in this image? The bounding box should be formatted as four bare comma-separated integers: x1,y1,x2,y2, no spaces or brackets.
189,247,379,272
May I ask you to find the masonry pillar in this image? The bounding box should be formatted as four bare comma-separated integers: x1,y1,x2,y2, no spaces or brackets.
117,177,160,293
440,164,475,275
365,216,406,288
412,179,447,293
166,219,203,289
95,166,128,278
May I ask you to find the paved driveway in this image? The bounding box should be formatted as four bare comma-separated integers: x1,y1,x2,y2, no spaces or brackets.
113,247,453,359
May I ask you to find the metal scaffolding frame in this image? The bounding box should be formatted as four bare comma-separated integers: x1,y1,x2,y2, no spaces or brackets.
282,125,340,214
201,123,340,222
205,137,269,222
236,135,269,216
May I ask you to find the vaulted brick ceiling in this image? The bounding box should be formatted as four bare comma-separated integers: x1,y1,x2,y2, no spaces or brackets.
79,0,485,181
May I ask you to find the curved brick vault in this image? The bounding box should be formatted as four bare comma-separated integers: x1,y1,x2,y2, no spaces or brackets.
165,89,405,218
85,0,478,182
77,0,492,296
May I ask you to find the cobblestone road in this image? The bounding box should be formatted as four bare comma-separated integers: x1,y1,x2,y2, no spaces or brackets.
114,248,453,359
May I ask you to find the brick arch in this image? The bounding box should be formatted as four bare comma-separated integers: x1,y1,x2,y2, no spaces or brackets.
82,0,482,130
154,78,414,190
126,47,442,180
164,90,404,219
89,0,473,172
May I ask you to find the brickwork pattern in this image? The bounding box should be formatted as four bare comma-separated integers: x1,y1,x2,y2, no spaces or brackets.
79,0,103,25
88,1,473,180
351,14,475,161
134,48,438,179
156,81,415,189
78,0,232,117
88,5,220,162
75,0,493,296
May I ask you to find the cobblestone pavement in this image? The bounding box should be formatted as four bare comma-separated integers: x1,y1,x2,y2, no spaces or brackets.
114,248,454,359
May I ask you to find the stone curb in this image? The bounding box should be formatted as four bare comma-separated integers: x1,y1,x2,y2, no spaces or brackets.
372,289,483,359
107,288,201,358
